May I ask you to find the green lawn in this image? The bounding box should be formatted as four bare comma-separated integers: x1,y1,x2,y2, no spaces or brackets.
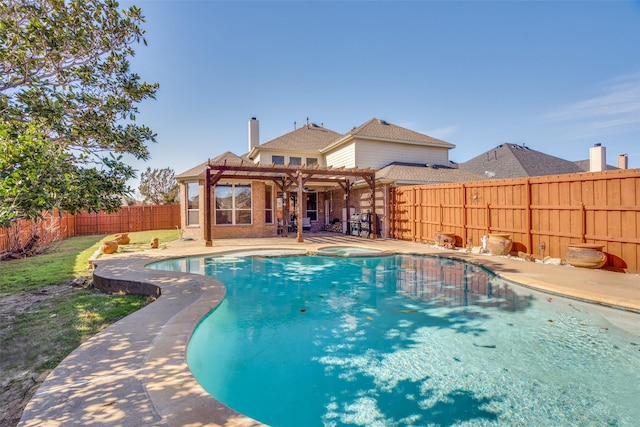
0,229,179,294
0,229,179,425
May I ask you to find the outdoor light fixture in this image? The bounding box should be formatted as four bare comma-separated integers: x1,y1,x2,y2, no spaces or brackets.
538,242,546,259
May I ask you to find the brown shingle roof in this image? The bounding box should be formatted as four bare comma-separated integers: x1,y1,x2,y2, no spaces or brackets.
573,159,618,172
254,123,342,153
459,143,584,179
345,118,455,148
377,163,486,184
176,151,247,180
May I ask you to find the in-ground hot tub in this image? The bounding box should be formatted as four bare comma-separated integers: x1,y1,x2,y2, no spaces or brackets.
314,245,394,257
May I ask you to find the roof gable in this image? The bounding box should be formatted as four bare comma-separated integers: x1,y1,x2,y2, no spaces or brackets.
176,151,247,180
346,118,455,148
252,123,341,154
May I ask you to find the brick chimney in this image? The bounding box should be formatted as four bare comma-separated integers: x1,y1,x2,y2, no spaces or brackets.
589,143,606,172
617,153,628,170
248,117,259,152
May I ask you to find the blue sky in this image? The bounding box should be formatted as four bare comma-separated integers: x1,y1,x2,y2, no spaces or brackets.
123,0,640,190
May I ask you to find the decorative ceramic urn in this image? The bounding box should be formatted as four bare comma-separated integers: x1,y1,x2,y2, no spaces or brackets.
114,233,130,245
565,243,606,269
487,233,513,256
101,240,119,254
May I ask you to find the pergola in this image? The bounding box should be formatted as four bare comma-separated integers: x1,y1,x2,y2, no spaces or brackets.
205,160,378,244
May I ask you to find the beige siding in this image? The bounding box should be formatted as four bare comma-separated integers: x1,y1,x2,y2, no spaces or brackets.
325,143,356,168
355,140,449,168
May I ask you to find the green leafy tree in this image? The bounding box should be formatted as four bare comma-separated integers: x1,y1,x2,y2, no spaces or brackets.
138,167,179,205
0,0,159,228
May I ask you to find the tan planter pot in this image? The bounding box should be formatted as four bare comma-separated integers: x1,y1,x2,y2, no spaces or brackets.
101,240,119,254
487,233,513,256
435,231,456,248
114,233,130,245
565,243,607,269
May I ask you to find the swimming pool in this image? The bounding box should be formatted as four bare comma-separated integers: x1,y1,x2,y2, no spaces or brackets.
148,251,640,426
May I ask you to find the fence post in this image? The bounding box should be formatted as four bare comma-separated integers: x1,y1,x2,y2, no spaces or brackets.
525,179,532,253
580,203,586,243
485,203,490,235
415,188,421,242
461,184,467,244
411,187,416,242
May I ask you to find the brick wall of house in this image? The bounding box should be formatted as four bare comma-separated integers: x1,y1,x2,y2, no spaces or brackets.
325,185,388,237
210,181,279,238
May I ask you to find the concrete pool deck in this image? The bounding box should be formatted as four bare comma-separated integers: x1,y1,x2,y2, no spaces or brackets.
19,234,640,426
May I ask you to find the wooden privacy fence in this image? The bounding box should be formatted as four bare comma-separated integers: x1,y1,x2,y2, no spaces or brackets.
0,205,180,254
389,169,640,273
0,211,76,254
73,204,180,236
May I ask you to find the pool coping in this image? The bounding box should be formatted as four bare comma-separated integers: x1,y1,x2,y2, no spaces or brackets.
18,236,640,426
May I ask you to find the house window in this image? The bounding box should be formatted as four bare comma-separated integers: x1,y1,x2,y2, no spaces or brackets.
290,156,302,166
215,183,252,225
187,182,199,226
306,157,318,166
272,155,284,165
306,192,317,221
265,185,273,224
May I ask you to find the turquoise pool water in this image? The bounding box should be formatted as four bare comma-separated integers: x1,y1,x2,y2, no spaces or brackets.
149,252,640,426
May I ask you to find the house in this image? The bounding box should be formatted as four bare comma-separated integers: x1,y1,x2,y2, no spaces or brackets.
176,118,476,243
459,142,627,179
176,118,628,244
458,143,585,179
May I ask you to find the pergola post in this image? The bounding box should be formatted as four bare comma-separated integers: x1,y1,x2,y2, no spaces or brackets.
367,173,378,239
297,170,304,242
344,180,350,235
204,168,212,246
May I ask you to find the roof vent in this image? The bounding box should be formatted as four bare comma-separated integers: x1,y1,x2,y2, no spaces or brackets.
485,171,496,178
378,119,388,125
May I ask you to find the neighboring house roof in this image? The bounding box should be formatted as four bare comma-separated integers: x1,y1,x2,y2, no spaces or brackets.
176,151,247,180
573,159,618,172
248,123,342,157
323,118,455,152
459,143,584,179
377,162,487,185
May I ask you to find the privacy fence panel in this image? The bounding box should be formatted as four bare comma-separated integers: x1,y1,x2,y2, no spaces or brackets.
389,169,640,272
1,205,181,253
73,205,181,236
0,211,75,254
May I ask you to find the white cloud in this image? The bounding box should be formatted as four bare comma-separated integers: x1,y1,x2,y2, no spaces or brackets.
542,71,640,133
424,125,458,139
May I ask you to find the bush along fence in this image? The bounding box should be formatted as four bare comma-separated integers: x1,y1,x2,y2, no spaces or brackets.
388,168,640,273
0,205,181,254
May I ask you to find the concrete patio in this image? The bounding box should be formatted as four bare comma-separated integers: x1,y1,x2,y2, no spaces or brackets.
19,234,640,426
